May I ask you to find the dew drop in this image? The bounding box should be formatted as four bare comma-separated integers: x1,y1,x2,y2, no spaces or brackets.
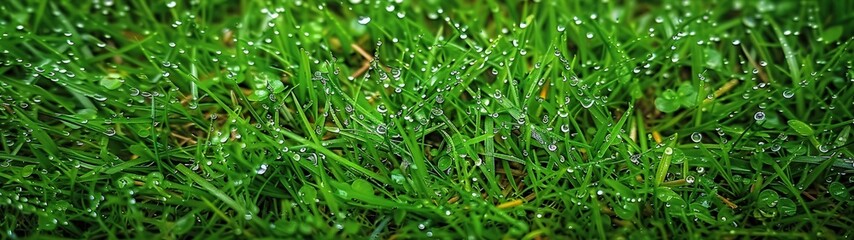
580,98,594,108
770,144,781,152
560,124,571,133
357,16,371,25
782,89,794,98
753,111,765,121
376,125,387,134
690,132,702,143
256,164,268,175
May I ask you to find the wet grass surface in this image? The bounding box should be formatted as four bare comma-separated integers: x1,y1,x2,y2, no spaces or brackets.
0,0,853,238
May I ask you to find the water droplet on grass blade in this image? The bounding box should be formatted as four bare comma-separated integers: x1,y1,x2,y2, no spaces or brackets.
376,125,387,134
782,89,794,98
691,132,702,142
754,111,766,121
580,98,594,108
256,164,268,174
377,104,388,113
357,16,371,25
560,124,570,133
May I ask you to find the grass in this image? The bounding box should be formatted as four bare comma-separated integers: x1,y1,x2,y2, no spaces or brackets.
1,0,853,239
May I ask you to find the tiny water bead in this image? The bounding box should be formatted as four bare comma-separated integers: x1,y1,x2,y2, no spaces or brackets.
376,104,388,113
691,132,702,143
375,125,388,134
560,124,571,133
256,164,268,174
782,89,795,98
357,16,371,25
630,154,641,164
754,111,766,121
580,98,595,108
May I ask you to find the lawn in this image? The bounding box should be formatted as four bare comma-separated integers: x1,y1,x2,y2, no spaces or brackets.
1,0,852,239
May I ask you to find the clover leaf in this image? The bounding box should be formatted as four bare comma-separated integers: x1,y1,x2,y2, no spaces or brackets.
655,82,698,113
